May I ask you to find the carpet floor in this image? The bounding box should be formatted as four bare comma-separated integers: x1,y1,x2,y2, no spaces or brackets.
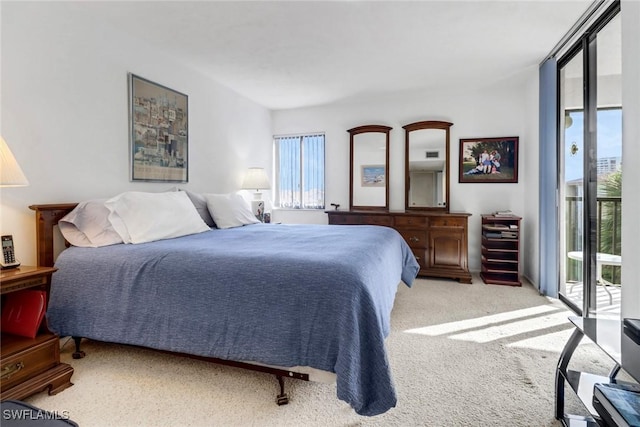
26,274,612,426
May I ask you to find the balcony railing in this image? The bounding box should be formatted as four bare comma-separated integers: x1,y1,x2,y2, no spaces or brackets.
565,196,622,284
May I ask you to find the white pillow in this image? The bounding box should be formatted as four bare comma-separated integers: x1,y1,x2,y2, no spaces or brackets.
182,189,216,227
204,193,260,229
59,200,123,247
105,191,210,244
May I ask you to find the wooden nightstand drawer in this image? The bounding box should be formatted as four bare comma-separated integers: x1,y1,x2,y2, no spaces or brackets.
394,216,427,227
0,275,48,294
430,217,465,227
1,333,59,391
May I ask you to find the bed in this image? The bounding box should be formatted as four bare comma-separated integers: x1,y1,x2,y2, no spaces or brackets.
30,193,419,417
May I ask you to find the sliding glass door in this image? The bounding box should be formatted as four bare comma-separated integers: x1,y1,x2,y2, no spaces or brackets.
558,6,621,318
559,50,584,312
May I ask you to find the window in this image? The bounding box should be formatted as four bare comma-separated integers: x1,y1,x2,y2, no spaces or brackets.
274,133,325,209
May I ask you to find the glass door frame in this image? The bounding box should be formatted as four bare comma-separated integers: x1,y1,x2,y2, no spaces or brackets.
556,2,620,317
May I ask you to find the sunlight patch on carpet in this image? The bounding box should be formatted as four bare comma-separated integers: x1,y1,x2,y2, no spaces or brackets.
506,329,573,352
404,305,558,336
403,305,572,346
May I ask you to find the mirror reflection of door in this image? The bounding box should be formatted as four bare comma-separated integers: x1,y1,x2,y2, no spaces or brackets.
349,125,391,210
408,129,446,208
403,121,451,211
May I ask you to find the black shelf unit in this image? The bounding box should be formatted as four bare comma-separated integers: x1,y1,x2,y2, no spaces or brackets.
480,214,522,286
556,316,640,427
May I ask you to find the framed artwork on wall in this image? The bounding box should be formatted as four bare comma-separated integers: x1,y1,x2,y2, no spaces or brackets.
361,165,386,187
458,137,519,183
128,73,188,182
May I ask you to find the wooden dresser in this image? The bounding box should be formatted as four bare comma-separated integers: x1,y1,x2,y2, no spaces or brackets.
327,210,472,283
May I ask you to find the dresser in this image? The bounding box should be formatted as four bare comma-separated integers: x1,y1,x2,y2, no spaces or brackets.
326,210,472,283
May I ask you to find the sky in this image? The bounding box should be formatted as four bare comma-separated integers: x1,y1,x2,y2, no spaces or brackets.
564,108,622,182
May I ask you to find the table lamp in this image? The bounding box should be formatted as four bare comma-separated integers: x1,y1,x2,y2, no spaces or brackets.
1,136,29,269
1,136,29,187
241,167,270,221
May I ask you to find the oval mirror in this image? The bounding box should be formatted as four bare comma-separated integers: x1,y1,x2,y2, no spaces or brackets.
348,125,391,210
403,121,452,211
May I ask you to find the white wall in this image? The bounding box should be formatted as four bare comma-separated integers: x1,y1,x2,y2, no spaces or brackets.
273,73,536,274
0,2,272,266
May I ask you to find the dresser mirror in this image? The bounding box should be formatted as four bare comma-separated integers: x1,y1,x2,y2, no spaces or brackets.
348,125,391,210
403,121,452,211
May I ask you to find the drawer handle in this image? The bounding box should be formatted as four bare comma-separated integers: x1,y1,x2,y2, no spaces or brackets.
1,362,24,380
415,256,421,261
409,236,420,243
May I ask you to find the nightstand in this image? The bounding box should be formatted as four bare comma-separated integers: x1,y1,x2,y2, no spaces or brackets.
1,266,73,401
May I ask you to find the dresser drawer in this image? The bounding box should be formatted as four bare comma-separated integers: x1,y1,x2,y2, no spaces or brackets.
430,217,466,228
327,213,392,226
399,230,428,249
411,248,428,269
360,215,392,226
328,214,357,225
1,334,58,391
394,216,427,227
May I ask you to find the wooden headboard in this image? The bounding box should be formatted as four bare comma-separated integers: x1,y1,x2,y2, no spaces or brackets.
29,203,78,267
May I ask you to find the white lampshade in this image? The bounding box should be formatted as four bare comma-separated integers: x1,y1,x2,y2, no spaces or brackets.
1,136,29,187
241,167,270,192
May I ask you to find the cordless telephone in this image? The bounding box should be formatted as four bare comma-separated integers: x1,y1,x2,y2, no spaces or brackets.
1,235,21,269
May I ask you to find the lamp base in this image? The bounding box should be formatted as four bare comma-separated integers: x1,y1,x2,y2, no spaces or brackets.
250,200,265,222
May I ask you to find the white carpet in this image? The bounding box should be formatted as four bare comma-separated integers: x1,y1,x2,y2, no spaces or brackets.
25,275,609,426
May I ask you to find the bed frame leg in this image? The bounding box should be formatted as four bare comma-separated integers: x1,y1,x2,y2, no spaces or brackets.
71,336,86,359
276,375,289,405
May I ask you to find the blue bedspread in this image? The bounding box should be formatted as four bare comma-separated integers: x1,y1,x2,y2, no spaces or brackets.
48,223,419,416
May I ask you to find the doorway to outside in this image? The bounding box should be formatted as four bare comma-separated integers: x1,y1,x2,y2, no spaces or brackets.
557,5,621,318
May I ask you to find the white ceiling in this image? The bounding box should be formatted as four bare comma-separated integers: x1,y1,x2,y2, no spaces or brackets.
71,0,593,110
